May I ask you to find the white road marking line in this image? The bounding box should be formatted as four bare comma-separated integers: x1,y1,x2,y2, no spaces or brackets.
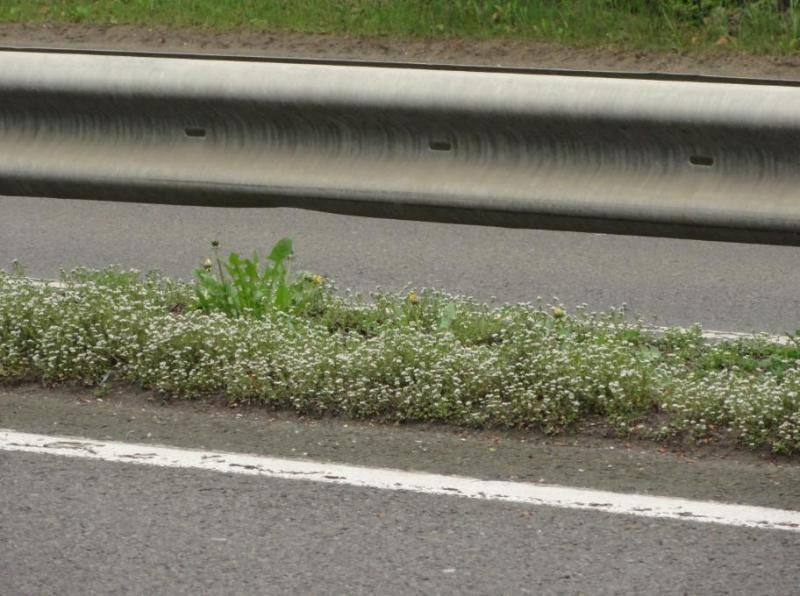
649,326,792,345
2,429,798,532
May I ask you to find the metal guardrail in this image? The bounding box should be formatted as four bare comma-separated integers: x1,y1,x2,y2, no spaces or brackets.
1,49,800,245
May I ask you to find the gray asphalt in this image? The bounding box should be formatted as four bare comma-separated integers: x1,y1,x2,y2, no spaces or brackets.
2,450,799,596
3,386,799,511
2,195,800,334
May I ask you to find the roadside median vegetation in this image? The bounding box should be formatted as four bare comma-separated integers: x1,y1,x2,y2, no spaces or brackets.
1,239,799,454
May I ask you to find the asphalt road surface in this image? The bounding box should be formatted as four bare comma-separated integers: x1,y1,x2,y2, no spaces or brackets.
2,448,799,596
2,387,800,595
2,195,800,334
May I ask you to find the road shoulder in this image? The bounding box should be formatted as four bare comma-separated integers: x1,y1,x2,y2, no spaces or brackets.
2,383,797,510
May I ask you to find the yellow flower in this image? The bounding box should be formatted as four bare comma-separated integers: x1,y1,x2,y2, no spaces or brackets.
202,257,213,271
552,306,566,319
312,274,323,286
407,291,419,305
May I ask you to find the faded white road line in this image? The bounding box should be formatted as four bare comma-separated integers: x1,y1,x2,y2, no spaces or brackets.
2,429,798,532
650,326,792,345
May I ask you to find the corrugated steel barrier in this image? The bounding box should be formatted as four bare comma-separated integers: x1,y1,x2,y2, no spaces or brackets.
1,48,799,245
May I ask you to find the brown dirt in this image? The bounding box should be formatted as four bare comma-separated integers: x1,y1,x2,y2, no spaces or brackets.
2,22,800,80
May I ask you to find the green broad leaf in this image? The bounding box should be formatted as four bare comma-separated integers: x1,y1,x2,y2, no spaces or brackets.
268,238,293,264
438,303,458,331
246,254,259,281
226,284,240,304
262,261,280,285
275,282,292,309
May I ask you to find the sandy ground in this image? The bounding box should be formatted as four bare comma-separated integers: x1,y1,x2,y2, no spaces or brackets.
1,22,800,79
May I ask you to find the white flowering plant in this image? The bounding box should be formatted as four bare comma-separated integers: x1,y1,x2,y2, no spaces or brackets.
2,249,799,455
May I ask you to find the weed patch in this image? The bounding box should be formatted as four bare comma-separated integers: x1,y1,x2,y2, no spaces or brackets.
1,240,799,454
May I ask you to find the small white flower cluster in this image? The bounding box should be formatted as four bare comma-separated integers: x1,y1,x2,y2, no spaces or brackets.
1,270,798,454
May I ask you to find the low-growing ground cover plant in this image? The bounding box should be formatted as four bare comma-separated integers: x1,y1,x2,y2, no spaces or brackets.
1,238,799,454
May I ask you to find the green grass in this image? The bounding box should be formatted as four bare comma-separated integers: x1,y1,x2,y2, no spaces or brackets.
2,1,800,55
2,238,800,455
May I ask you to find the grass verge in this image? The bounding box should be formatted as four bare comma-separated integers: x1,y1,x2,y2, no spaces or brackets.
1,243,799,455
1,1,800,56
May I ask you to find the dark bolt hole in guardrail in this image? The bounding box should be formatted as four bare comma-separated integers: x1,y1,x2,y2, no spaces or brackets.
690,154,715,166
184,127,207,138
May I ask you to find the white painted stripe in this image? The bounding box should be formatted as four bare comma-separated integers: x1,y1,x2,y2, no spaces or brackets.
2,429,798,532
9,278,63,287
648,326,791,345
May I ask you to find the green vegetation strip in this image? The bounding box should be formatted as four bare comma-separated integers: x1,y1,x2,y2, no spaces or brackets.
2,239,800,454
2,1,800,55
